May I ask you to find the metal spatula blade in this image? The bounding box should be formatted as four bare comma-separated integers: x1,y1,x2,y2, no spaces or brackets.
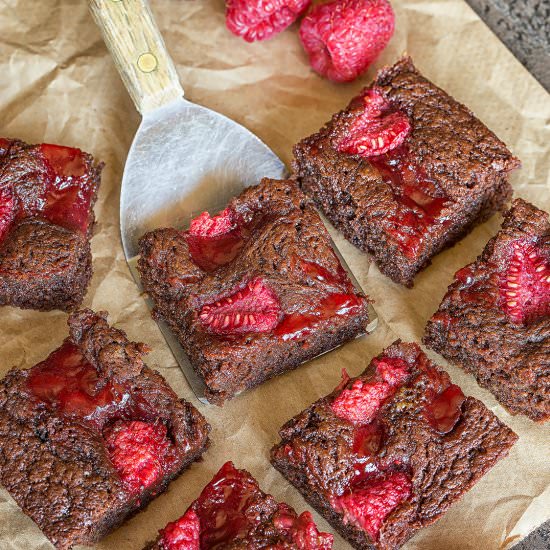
89,0,377,403
120,99,287,260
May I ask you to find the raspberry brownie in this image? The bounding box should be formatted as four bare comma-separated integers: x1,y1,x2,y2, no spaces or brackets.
0,138,102,311
293,56,520,286
425,199,550,422
145,461,333,549
271,341,517,550
138,178,371,405
0,309,210,550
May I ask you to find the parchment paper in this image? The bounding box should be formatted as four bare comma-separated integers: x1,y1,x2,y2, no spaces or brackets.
0,1,548,549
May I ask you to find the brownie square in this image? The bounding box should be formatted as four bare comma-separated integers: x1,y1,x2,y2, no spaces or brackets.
424,198,550,422
145,461,333,549
0,138,102,311
138,178,371,405
0,309,210,550
293,56,520,287
271,341,517,550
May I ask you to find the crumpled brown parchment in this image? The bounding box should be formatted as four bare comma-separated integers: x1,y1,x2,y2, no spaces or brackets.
0,0,548,549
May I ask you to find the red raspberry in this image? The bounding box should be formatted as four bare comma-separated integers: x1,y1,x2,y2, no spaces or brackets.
331,357,408,424
499,238,550,325
159,509,201,550
0,186,15,244
299,0,395,82
373,357,409,386
195,461,262,547
424,383,465,434
333,472,411,540
40,143,86,178
38,144,93,234
27,342,120,421
331,379,392,424
189,207,237,237
199,277,282,335
226,0,311,42
337,89,410,157
104,420,174,494
273,507,334,549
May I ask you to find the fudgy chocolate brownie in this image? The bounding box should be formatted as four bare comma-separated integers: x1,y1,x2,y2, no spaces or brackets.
145,461,333,549
0,138,102,311
271,341,517,550
293,56,520,287
424,199,550,422
0,309,210,550
138,178,371,405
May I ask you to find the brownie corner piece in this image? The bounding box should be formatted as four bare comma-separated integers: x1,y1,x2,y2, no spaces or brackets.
424,198,550,422
145,461,334,549
270,340,517,549
0,308,210,549
138,177,371,405
292,56,520,287
0,138,103,311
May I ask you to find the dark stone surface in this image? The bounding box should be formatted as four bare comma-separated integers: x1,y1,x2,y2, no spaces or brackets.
511,520,550,550
465,0,550,91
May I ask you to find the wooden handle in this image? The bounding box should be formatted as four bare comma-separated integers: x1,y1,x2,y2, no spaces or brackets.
89,0,183,114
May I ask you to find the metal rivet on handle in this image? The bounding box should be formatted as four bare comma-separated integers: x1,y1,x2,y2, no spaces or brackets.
137,52,158,73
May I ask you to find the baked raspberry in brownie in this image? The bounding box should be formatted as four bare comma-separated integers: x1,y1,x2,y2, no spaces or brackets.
138,178,371,405
145,461,333,549
424,199,550,422
0,138,102,311
0,309,210,550
271,341,517,550
293,56,520,287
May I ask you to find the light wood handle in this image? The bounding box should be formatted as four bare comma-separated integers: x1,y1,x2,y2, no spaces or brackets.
89,0,183,114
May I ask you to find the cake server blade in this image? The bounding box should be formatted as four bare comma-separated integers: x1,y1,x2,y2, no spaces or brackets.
89,0,377,403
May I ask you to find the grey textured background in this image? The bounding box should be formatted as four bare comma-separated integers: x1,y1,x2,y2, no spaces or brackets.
463,1,549,547
465,0,550,91
512,522,550,550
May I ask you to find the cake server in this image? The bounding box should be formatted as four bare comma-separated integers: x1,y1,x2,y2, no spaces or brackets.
88,0,377,402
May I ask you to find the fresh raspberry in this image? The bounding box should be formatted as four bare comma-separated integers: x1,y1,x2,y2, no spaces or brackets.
373,357,409,386
159,509,200,550
104,420,174,494
333,472,411,540
499,238,550,324
337,89,410,157
0,186,15,244
299,0,395,82
199,277,282,335
331,357,408,424
226,0,311,42
424,383,465,434
273,507,334,549
189,207,237,237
